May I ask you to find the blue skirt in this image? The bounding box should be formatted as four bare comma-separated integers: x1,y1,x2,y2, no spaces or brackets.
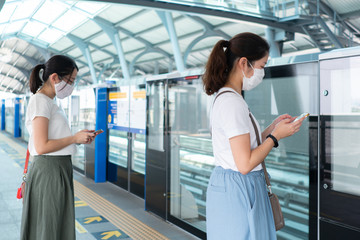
206,166,276,240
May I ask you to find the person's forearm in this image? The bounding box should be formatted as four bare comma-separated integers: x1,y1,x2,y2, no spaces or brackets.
35,136,75,155
261,123,275,140
235,137,275,174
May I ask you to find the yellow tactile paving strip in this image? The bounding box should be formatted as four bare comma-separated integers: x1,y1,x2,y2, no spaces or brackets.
0,133,27,161
74,180,170,240
1,132,169,240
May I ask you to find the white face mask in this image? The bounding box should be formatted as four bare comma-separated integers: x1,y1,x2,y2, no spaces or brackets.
55,80,75,99
242,61,265,91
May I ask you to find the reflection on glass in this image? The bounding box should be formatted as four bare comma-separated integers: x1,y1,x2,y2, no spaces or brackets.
321,56,360,197
147,82,164,152
246,63,318,239
108,129,128,168
131,133,145,174
58,88,96,171
168,78,214,232
5,99,14,134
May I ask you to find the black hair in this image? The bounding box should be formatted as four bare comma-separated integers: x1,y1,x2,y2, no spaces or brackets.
29,55,78,94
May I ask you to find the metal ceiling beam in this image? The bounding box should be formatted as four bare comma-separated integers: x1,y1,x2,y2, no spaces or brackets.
340,10,360,21
68,34,97,84
76,0,305,34
93,17,130,80
183,15,231,65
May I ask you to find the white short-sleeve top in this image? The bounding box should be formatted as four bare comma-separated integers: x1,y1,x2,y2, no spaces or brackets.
210,87,262,172
26,93,76,156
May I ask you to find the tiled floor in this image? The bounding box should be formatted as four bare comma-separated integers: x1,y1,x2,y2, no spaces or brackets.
0,131,200,240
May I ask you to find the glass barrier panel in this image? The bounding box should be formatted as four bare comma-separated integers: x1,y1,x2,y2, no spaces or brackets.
147,82,165,152
130,85,146,174
168,77,214,232
108,129,128,168
320,56,360,230
245,62,318,239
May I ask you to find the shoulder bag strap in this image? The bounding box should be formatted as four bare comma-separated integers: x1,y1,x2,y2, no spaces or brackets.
210,90,236,135
249,112,272,193
24,148,30,175
212,90,236,105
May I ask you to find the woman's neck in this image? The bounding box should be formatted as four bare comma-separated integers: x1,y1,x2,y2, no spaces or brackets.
38,84,56,99
224,71,243,95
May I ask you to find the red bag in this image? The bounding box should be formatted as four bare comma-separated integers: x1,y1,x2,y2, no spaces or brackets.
17,149,30,200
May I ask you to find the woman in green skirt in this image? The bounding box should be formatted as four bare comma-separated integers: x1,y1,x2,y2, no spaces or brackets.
21,55,96,240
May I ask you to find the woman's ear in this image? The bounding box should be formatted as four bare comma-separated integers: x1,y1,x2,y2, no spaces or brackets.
237,57,248,71
49,73,60,84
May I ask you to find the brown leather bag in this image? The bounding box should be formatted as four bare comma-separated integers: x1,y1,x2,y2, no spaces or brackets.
249,112,285,231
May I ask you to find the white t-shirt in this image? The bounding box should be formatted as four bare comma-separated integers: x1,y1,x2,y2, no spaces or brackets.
211,87,262,172
26,93,76,156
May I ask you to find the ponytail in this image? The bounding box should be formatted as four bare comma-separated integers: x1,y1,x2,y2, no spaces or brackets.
203,40,229,95
29,64,45,94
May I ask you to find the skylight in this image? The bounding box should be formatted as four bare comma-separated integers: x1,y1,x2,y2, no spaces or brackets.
32,1,67,24
3,20,25,35
22,21,47,37
11,0,42,21
52,9,88,33
37,28,64,44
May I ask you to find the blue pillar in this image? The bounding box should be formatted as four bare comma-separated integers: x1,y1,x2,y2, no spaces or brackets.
95,88,108,183
1,99,5,130
14,97,21,137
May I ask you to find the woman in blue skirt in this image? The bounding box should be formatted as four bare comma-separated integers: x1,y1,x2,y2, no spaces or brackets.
203,32,306,239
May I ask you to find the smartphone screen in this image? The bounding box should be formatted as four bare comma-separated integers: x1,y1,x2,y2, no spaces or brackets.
294,113,309,122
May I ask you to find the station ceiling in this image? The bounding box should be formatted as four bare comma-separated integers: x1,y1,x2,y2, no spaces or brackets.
0,0,359,94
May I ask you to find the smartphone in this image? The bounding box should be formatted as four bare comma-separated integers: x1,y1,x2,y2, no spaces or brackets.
94,129,104,135
293,113,310,122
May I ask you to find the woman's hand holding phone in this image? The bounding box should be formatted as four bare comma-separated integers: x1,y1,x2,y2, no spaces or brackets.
272,113,309,140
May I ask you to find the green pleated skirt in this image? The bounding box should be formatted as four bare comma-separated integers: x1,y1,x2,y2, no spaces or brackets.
20,155,75,240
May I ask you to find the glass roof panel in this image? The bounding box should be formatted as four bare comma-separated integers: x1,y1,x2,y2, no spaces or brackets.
0,2,17,24
3,21,25,35
73,1,109,15
52,9,88,33
0,24,6,33
22,21,47,37
11,0,42,21
32,1,67,24
37,28,64,44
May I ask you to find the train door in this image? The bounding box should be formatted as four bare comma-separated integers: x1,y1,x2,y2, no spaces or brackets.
145,80,167,218
145,76,210,239
107,86,146,198
319,54,360,239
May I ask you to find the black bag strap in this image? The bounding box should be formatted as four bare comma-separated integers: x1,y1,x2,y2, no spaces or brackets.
249,111,273,193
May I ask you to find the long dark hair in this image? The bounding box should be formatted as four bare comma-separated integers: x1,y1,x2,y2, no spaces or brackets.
203,32,270,95
29,55,79,94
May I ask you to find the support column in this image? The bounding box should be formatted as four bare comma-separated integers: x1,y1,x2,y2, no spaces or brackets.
158,11,185,72
265,28,282,58
94,88,108,183
1,99,5,130
68,35,97,84
94,18,131,80
14,97,20,137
